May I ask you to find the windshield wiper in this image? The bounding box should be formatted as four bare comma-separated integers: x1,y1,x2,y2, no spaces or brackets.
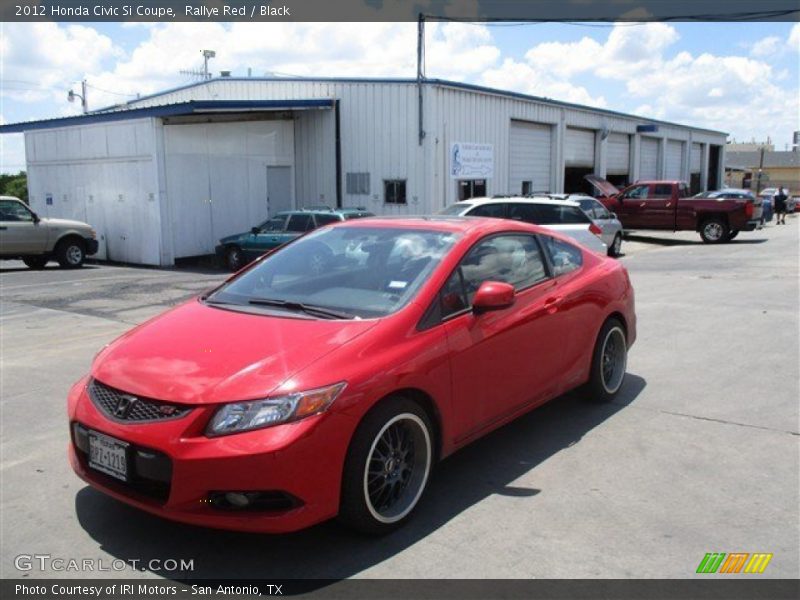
248,298,355,320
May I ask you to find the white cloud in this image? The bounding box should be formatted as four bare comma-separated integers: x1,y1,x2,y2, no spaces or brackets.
788,23,800,48
750,36,782,57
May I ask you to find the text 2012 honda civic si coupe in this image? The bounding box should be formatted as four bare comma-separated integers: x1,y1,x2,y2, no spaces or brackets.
68,217,636,534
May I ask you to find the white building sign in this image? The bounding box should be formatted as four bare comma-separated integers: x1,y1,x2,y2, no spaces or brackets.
450,142,494,179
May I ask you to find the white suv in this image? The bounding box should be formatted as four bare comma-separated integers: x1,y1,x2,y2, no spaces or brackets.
439,196,608,255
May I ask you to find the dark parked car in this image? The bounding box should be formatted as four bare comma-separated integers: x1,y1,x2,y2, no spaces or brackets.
216,207,374,270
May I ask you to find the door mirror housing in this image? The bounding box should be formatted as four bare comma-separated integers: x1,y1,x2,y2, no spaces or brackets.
250,226,260,235
472,281,515,314
610,212,618,220
31,212,40,224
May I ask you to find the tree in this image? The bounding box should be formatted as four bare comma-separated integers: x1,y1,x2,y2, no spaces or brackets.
0,171,28,204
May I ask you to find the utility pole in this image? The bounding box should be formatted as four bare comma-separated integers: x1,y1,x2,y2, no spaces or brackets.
416,13,425,146
67,80,88,113
755,145,765,194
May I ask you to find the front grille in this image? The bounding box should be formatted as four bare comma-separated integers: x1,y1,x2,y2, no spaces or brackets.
88,379,192,423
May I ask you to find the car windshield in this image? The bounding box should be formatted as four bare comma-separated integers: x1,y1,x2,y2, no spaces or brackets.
207,226,460,319
439,203,473,215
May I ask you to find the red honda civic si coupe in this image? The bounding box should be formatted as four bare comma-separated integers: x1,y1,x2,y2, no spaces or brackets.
68,217,636,534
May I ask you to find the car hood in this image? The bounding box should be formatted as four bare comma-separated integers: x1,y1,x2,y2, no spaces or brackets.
218,231,251,244
584,174,620,198
91,300,378,404
44,217,92,230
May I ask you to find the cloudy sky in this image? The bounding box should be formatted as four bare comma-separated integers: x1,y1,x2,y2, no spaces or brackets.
1,20,798,174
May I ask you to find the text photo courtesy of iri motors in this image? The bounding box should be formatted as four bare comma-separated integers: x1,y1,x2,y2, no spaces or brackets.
0,2,798,599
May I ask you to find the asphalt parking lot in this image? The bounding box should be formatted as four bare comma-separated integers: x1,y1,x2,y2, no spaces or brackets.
1,218,797,581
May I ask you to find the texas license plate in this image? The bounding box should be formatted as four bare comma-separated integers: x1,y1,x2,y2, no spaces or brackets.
88,431,129,481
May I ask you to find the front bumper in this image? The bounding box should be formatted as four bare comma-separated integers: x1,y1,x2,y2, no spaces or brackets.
67,377,354,533
84,238,99,256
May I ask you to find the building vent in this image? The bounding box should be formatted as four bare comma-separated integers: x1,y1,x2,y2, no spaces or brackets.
346,172,370,195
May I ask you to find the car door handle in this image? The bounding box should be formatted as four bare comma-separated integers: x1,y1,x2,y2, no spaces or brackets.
639,202,646,208
665,202,672,207
544,296,563,314
0,226,7,230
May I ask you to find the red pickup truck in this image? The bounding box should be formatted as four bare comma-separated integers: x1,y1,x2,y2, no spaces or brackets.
586,176,762,243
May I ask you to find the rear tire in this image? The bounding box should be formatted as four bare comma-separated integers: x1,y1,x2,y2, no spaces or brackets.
23,256,48,270
699,218,728,244
608,234,622,257
339,396,433,535
56,238,85,268
585,318,628,403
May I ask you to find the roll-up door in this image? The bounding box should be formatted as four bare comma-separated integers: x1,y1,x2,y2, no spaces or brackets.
606,133,630,175
665,140,683,180
640,137,660,180
509,120,552,194
564,128,595,167
165,119,294,258
690,143,703,173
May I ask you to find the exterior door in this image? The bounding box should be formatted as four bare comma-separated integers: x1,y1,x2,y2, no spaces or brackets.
442,233,562,441
616,183,650,228
638,183,676,229
267,166,292,216
0,199,49,254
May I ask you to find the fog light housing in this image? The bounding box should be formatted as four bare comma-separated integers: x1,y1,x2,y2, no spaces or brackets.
208,491,300,512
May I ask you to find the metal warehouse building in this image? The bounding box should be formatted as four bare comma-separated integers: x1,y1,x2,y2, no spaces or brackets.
1,77,727,266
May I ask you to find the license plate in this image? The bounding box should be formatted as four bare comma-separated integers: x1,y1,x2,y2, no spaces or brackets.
88,431,129,481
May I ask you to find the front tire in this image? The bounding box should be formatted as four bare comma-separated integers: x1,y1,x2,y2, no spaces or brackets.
225,246,244,271
56,238,85,268
586,318,628,403
339,397,433,535
23,256,48,270
699,218,728,244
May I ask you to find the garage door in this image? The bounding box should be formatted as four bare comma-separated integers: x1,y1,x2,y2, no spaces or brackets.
164,120,294,258
690,143,703,174
665,140,684,180
564,128,595,167
640,137,660,180
606,133,630,175
509,120,552,194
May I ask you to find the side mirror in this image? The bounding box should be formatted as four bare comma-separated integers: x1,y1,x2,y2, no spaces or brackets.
610,212,618,220
250,226,260,235
32,212,40,223
472,281,515,314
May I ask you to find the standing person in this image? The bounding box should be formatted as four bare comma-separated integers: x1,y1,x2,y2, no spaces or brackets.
774,187,788,224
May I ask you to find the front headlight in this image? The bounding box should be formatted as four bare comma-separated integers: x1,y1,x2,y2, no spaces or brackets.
206,382,346,436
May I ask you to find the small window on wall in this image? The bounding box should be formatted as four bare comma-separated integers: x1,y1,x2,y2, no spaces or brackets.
521,181,532,195
384,180,407,204
346,172,370,195
458,179,487,201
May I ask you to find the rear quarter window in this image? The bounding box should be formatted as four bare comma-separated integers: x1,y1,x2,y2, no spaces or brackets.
541,236,583,277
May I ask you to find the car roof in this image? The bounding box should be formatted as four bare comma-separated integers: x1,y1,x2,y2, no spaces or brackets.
458,196,582,208
0,195,23,202
336,215,553,236
275,207,372,217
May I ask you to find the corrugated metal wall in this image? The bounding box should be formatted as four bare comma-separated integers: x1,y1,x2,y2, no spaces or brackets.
25,118,162,265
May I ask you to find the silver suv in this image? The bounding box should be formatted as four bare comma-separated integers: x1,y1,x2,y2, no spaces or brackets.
0,196,99,269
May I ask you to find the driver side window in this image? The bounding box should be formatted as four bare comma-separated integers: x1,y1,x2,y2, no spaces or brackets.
440,234,548,319
624,185,649,200
0,200,34,222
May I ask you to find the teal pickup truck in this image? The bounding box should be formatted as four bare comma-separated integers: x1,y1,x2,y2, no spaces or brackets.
215,207,374,271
